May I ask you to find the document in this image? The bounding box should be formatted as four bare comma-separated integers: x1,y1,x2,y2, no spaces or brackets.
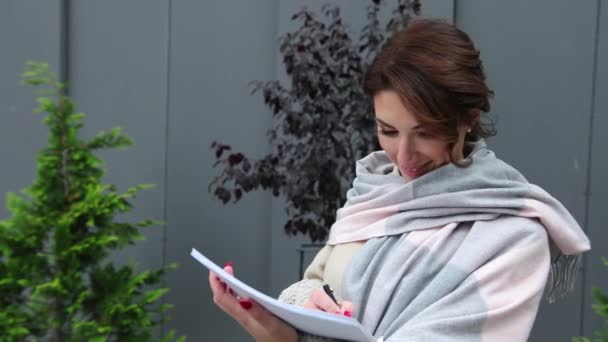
191,248,376,342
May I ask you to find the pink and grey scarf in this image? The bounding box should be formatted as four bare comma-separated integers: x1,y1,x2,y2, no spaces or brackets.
328,140,589,341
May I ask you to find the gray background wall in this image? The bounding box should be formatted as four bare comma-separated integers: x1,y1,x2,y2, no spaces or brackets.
1,1,606,341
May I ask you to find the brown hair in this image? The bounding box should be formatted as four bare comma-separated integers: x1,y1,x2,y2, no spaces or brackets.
363,19,496,165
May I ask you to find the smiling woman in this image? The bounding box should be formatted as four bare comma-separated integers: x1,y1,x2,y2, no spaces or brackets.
364,18,496,176
373,90,457,181
208,19,590,342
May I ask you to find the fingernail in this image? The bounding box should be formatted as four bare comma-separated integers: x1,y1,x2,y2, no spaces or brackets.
239,300,252,310
343,310,352,317
225,261,233,268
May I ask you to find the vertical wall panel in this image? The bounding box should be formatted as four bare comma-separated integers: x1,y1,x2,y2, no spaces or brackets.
0,1,62,217
69,0,168,278
585,0,608,336
456,0,597,340
164,1,277,340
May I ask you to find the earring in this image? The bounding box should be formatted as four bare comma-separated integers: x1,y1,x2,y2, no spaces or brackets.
466,128,472,133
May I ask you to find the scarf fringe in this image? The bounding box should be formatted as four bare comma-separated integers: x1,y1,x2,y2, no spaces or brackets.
547,253,582,303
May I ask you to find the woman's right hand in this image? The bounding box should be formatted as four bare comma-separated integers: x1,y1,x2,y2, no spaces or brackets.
301,287,356,318
208,264,298,342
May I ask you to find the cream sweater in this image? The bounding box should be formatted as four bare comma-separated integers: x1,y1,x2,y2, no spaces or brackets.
301,165,400,297
301,242,363,298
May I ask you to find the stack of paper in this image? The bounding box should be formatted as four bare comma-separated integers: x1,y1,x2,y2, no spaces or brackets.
191,248,376,342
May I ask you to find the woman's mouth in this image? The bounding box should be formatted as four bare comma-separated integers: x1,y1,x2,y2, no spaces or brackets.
402,162,430,179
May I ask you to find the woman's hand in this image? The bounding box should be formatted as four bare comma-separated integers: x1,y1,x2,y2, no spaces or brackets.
208,263,298,342
302,287,356,318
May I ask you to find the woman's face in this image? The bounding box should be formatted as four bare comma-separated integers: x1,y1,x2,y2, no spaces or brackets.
373,89,462,182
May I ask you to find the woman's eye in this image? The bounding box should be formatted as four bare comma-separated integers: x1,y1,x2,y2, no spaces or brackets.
378,129,398,136
415,130,430,138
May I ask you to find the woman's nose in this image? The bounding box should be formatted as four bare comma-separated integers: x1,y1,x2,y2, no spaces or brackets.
397,136,416,161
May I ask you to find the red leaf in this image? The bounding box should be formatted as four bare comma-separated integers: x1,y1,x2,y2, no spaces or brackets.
228,153,244,166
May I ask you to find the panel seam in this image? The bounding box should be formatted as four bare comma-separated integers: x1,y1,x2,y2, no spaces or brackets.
579,0,602,336
59,0,70,89
160,0,173,336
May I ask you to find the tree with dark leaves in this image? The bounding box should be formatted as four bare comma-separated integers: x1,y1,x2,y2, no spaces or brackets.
209,0,421,242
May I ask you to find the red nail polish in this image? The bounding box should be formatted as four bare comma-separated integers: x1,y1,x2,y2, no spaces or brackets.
239,300,253,310
225,261,233,268
344,310,352,317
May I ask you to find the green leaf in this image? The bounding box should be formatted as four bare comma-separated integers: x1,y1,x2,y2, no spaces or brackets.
16,279,30,287
144,288,169,304
8,326,30,336
87,127,133,150
136,219,165,228
36,97,55,113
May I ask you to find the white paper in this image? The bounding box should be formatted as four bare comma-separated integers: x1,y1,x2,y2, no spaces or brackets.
191,248,376,342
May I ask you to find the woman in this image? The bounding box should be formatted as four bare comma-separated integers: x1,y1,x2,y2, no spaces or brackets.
208,19,590,341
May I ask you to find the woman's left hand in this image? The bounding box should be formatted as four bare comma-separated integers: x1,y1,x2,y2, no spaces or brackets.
208,263,298,342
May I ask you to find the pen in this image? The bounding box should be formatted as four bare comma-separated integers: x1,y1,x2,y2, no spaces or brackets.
322,284,339,305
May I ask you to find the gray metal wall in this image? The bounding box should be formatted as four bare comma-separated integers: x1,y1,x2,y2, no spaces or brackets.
456,1,605,340
0,1,61,218
1,1,606,341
